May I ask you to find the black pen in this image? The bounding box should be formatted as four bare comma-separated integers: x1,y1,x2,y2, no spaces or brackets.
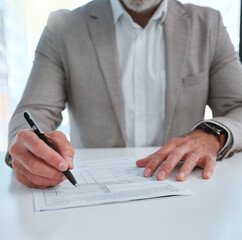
23,110,78,187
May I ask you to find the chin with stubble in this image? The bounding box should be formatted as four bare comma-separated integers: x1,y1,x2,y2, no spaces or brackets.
121,0,162,12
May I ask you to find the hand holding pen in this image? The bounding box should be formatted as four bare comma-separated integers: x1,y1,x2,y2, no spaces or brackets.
9,111,77,189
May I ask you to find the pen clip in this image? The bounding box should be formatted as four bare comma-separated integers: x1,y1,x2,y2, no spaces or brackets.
24,110,44,134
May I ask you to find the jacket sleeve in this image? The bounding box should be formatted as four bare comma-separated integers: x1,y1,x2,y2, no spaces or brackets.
206,11,242,157
5,11,69,167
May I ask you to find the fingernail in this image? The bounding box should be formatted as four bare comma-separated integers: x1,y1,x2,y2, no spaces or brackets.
58,162,68,171
67,157,74,168
177,172,185,181
144,168,152,177
157,171,166,180
204,171,211,179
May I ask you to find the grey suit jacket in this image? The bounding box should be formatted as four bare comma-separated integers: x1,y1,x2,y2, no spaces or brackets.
6,0,242,166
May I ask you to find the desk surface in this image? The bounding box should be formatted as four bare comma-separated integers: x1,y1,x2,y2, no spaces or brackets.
1,147,242,240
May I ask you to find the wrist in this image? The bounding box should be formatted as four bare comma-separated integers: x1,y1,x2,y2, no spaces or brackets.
192,120,233,160
194,128,220,152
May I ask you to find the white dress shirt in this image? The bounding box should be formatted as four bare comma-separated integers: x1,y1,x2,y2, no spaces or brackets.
110,0,168,147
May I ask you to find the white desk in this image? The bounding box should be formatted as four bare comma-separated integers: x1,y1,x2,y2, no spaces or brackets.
1,147,242,240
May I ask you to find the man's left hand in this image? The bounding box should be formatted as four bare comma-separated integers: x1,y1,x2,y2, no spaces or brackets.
136,129,221,181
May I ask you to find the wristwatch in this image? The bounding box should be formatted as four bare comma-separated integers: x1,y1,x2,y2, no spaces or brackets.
196,121,226,140
193,121,234,160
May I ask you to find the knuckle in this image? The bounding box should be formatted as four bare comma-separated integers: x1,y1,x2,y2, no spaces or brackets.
9,145,17,157
154,150,165,159
33,141,44,155
187,155,199,165
169,138,180,145
64,144,74,155
181,138,194,148
49,151,61,166
161,163,172,173
52,171,63,180
15,173,23,183
147,156,162,169
17,130,27,140
146,162,160,173
30,175,42,186
189,152,199,161
28,161,41,175
162,155,180,172
12,158,18,170
148,161,159,170
171,148,183,157
187,139,196,147
207,155,217,162
208,154,216,160
52,130,65,139
17,129,33,142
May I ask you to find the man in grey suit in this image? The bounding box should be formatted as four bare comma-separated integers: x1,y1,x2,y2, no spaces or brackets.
6,0,242,188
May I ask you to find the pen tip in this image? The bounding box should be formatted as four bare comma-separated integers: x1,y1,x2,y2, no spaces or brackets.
74,183,79,188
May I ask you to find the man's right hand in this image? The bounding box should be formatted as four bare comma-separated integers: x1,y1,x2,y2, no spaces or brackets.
9,130,75,189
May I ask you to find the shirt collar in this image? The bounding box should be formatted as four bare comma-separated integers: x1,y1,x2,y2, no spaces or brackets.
110,0,169,25
110,0,127,24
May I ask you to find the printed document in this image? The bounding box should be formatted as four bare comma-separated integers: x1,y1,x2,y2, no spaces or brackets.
33,158,192,211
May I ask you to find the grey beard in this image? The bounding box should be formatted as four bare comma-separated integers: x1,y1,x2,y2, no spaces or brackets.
121,0,162,12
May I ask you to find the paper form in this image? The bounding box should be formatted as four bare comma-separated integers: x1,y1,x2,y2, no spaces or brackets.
33,158,192,211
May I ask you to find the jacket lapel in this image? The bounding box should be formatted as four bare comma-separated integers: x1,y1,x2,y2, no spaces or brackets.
86,0,126,144
163,0,191,143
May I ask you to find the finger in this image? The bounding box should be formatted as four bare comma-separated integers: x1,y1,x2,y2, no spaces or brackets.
15,171,64,189
202,156,216,179
143,151,167,178
136,153,155,167
17,130,68,171
176,152,200,181
156,143,192,181
45,131,75,169
15,172,47,189
143,138,184,178
12,144,65,180
12,153,65,184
